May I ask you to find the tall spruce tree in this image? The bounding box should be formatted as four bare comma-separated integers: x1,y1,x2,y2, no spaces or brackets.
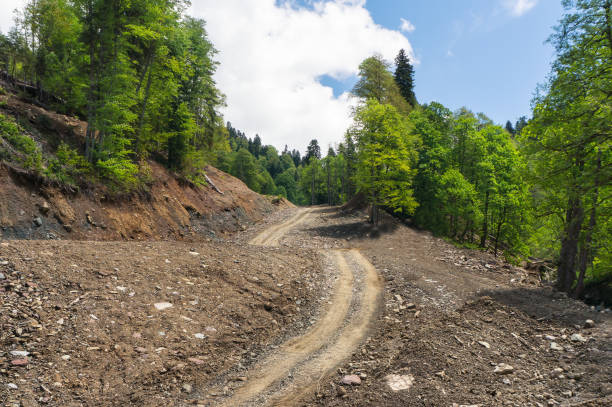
394,49,417,108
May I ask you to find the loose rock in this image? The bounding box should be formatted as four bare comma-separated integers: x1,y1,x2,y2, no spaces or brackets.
570,333,586,343
341,375,361,386
154,302,173,311
493,363,514,375
385,374,414,392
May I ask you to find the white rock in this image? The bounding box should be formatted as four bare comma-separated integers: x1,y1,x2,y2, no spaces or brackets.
154,302,173,311
494,363,514,375
550,342,564,351
116,286,127,292
189,251,199,256
478,341,491,349
7,383,18,390
9,350,29,357
385,374,414,391
584,319,595,328
570,333,586,343
61,355,71,361
194,333,205,339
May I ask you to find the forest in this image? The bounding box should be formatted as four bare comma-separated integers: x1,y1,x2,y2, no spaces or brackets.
0,0,609,298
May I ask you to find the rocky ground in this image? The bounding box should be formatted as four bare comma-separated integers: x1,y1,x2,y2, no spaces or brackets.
288,209,612,407
0,236,327,406
1,207,611,407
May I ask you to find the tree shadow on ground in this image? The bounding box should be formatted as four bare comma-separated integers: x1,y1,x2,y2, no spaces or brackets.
477,286,608,328
305,220,399,240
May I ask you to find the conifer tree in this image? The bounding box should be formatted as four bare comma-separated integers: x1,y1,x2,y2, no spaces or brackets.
394,49,417,107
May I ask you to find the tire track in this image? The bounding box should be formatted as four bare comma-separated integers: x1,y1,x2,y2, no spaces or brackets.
216,209,382,406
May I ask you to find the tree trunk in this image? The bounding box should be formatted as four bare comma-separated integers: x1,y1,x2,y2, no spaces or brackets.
310,165,316,205
480,190,489,247
494,207,507,257
557,195,584,293
574,152,601,298
136,56,155,156
327,162,332,206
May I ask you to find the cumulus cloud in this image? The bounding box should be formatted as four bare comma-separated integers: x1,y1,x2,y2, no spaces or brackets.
189,0,414,151
0,0,26,33
503,0,538,17
400,18,415,33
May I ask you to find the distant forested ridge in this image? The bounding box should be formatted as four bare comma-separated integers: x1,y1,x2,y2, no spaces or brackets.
0,0,609,298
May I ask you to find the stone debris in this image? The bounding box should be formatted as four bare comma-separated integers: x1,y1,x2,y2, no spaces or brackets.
478,341,491,349
493,363,514,375
154,302,173,311
570,333,586,343
385,374,414,392
550,342,564,351
584,319,595,328
11,358,29,366
341,374,362,386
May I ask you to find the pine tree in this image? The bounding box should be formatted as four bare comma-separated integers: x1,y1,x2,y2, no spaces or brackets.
304,139,321,164
505,120,515,135
394,49,417,108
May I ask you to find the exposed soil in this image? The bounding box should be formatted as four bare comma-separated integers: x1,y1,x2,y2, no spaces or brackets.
0,88,293,242
290,209,612,407
213,208,382,407
0,237,325,406
1,207,610,407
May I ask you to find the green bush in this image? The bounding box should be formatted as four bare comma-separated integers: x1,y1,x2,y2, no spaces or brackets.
0,113,42,170
96,156,139,192
45,142,92,186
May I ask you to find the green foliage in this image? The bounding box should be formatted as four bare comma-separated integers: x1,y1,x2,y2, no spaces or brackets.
349,99,420,222
521,0,611,294
394,49,417,107
95,156,140,192
352,55,410,114
45,142,92,185
6,0,226,191
0,113,42,170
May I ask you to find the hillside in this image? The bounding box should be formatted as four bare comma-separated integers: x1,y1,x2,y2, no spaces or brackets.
0,85,292,241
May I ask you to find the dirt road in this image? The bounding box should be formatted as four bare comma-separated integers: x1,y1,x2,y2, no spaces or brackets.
231,206,612,407
218,208,382,406
1,206,610,406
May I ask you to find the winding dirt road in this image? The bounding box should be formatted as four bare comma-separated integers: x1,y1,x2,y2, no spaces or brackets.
218,208,383,406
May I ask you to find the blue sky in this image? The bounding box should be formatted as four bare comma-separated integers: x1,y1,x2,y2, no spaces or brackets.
324,0,564,126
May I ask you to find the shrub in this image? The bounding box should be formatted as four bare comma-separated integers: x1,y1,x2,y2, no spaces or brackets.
46,142,92,186
0,113,42,170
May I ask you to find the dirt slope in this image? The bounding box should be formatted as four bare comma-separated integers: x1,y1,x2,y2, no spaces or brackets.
0,87,292,242
0,162,291,241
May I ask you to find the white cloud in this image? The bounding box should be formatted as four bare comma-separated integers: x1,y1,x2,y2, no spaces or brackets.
189,0,414,152
400,18,415,33
0,0,25,34
503,0,538,17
